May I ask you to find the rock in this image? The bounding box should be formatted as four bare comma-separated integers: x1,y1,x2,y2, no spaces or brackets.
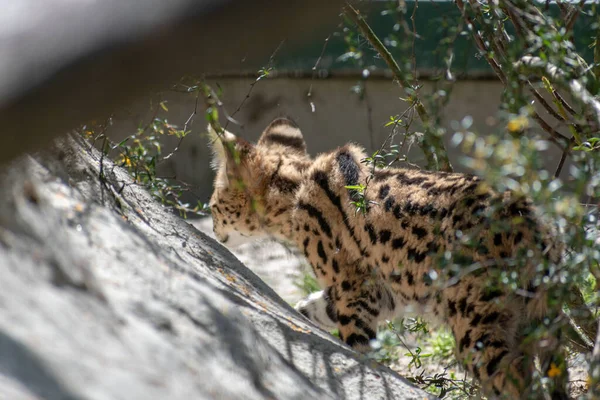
0,133,433,400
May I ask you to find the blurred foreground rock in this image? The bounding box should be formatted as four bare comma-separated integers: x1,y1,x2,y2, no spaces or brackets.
0,134,432,400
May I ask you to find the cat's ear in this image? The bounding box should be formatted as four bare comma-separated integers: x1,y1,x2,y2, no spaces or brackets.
257,117,306,154
207,124,253,171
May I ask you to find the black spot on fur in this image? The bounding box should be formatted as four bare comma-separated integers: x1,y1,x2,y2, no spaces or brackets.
298,201,332,238
420,204,437,217
471,313,482,326
459,330,472,352
346,334,370,348
489,340,506,349
381,254,390,263
508,202,529,217
262,133,306,151
325,300,338,323
514,231,523,245
452,214,463,225
407,248,426,263
365,224,377,244
384,197,395,212
332,259,340,273
348,300,379,317
317,241,328,264
379,230,391,244
427,241,439,254
405,271,415,286
486,350,509,376
493,233,502,246
378,185,390,200
272,174,299,193
426,186,444,196
356,321,376,340
404,201,418,214
273,208,287,217
458,297,468,315
412,226,428,239
481,311,501,324
393,204,403,219
392,237,405,249
480,288,503,302
448,300,457,317
472,365,481,380
341,281,351,291
337,150,360,189
313,170,363,250
397,173,427,186
338,314,351,325
390,271,402,284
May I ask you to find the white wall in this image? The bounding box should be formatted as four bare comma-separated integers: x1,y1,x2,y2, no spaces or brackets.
107,77,569,205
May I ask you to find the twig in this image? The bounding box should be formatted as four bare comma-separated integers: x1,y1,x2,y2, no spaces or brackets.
564,0,585,33
455,0,506,84
595,24,600,81
410,0,419,81
226,40,285,128
552,89,578,118
530,112,570,148
161,91,200,162
529,86,566,123
307,35,331,113
516,56,600,135
554,148,568,178
344,4,452,172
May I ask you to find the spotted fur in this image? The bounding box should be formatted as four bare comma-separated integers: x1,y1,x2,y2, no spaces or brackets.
208,118,569,399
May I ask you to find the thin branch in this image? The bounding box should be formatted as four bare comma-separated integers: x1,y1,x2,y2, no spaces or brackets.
554,148,568,178
455,0,506,84
552,89,578,117
463,2,575,147
307,35,331,113
595,24,600,81
516,56,600,135
226,39,285,128
161,92,199,162
529,86,566,123
344,4,452,172
410,0,419,81
565,0,585,33
530,112,570,148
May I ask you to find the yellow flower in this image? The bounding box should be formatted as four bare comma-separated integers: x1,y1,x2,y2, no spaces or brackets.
547,363,562,378
120,154,132,167
507,115,530,133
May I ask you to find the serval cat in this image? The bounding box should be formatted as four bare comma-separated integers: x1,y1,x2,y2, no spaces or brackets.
208,117,577,399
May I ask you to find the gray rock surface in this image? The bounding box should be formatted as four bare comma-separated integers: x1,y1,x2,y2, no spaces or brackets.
0,134,433,400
